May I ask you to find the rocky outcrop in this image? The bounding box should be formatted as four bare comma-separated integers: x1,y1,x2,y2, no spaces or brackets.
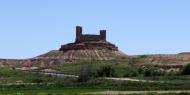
60,42,118,51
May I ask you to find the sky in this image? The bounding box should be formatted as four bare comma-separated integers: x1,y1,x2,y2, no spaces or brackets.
0,0,190,59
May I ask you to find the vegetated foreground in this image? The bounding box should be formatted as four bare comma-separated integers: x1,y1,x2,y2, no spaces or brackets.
1,50,190,95
1,56,190,95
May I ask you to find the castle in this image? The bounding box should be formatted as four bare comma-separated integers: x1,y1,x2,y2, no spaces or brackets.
75,26,106,43
59,26,118,51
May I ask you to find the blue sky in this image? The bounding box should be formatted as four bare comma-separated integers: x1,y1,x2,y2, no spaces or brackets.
0,0,190,59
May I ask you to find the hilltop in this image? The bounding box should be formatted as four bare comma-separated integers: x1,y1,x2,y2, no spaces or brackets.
0,26,127,67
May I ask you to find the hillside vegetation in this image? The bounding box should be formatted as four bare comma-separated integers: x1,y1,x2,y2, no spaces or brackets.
1,52,190,94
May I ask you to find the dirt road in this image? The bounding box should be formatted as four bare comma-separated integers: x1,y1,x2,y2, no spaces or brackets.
105,77,156,82
34,72,157,82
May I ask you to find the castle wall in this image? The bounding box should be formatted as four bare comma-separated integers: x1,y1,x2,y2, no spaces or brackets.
75,26,106,43
82,35,101,42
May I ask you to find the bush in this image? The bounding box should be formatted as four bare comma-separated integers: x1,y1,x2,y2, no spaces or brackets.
144,68,152,77
78,64,95,82
123,68,139,77
30,78,43,83
97,65,115,77
138,66,162,77
182,63,190,75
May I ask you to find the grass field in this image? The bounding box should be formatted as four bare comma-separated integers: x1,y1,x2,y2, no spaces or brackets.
1,60,190,95
0,88,103,95
1,89,190,95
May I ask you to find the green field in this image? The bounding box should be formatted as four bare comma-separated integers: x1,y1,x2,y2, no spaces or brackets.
0,88,103,95
1,60,190,95
1,89,190,95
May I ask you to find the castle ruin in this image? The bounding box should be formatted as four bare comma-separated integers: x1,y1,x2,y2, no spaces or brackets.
59,26,118,51
75,26,106,43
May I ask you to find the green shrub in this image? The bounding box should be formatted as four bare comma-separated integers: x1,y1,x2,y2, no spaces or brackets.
138,66,163,77
96,65,115,77
182,63,190,75
30,78,43,83
144,68,152,77
78,64,95,82
123,68,139,77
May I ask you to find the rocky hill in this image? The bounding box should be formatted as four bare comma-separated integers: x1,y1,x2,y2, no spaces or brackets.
1,26,190,68
0,26,128,67
135,54,190,65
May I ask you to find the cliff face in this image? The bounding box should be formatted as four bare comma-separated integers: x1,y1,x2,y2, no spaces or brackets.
60,42,118,51
0,49,127,67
